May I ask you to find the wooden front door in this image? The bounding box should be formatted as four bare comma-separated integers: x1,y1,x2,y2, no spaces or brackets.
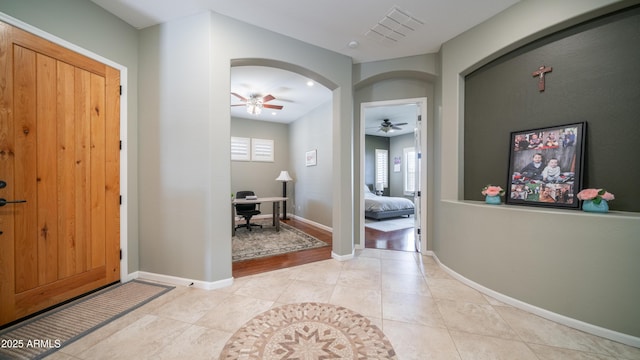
0,22,120,325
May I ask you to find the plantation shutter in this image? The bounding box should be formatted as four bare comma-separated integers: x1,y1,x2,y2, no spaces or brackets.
231,137,250,161
375,149,388,188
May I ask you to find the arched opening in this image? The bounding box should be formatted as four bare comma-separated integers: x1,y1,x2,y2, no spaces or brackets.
229,59,337,275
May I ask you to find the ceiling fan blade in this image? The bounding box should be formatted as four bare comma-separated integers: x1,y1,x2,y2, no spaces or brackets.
231,92,247,101
262,94,276,103
231,104,245,107
392,126,403,130
395,122,409,126
263,104,283,110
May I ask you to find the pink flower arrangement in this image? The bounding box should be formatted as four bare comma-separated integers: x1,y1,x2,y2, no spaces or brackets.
576,188,615,204
481,185,505,197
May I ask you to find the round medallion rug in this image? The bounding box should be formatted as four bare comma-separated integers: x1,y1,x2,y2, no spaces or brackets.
219,302,398,359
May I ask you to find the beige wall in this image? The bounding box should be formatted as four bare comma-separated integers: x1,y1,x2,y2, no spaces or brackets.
289,101,333,226
137,11,354,282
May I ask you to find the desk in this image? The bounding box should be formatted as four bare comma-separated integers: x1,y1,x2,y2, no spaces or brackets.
232,197,287,236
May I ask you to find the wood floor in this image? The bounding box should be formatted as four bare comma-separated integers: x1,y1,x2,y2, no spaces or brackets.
364,225,416,252
232,217,415,278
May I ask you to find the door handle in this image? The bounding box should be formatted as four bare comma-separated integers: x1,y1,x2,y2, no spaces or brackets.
0,198,27,207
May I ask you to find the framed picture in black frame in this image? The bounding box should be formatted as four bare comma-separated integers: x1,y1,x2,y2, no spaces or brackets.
506,122,586,209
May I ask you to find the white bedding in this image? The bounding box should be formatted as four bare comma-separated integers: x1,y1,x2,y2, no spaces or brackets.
364,191,414,212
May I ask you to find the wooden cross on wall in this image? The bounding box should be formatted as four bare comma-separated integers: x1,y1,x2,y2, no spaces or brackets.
532,65,552,91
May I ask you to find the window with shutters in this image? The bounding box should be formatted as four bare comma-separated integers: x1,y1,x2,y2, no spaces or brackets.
404,147,416,195
251,138,274,162
230,137,274,162
231,137,250,161
375,149,388,189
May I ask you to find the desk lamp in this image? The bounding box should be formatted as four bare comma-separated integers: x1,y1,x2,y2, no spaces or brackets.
275,171,293,220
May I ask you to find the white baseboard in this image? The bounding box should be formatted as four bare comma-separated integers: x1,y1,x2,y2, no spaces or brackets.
132,271,233,290
429,253,640,348
332,250,354,261
290,215,357,260
245,213,333,233
290,214,333,232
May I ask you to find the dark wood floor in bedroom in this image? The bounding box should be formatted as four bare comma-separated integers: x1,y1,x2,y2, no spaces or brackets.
232,218,414,278
364,225,415,252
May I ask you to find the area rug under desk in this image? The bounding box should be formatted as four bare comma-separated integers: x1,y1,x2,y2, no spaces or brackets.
0,280,173,360
233,220,329,262
220,302,398,359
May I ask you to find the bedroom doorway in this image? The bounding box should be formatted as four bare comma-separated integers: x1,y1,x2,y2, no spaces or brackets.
360,98,427,253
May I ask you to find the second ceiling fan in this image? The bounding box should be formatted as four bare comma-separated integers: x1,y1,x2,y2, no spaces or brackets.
376,119,408,133
231,92,284,115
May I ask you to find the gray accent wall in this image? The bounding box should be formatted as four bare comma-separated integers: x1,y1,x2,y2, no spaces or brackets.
364,133,414,198
439,0,640,339
364,135,389,195
464,5,640,212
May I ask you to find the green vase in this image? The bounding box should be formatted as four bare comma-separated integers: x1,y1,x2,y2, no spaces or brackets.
582,199,608,213
485,195,501,205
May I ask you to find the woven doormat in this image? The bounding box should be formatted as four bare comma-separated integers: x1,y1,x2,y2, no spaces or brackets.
0,280,173,360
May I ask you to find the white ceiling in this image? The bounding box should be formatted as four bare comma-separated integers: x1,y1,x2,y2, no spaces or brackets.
364,103,419,137
91,0,519,64
230,66,332,124
91,0,520,127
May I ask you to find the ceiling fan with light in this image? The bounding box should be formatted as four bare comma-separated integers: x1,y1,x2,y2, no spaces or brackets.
372,119,408,133
231,92,284,115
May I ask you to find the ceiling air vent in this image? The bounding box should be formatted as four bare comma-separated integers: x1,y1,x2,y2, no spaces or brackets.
365,7,424,45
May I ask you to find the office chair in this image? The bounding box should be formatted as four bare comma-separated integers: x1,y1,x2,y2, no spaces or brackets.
235,191,262,231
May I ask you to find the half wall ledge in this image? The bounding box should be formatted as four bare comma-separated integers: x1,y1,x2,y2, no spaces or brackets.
434,200,640,343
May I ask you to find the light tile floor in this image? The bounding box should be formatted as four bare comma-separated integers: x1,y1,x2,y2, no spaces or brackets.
46,249,640,359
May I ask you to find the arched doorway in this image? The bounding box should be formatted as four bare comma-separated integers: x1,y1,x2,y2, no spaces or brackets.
229,60,337,275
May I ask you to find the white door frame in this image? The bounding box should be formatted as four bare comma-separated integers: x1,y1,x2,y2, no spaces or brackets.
359,98,428,252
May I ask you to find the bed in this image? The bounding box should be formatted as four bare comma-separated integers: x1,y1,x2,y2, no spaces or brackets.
364,185,415,220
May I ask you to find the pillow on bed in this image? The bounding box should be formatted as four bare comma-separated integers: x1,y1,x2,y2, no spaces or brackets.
364,184,373,194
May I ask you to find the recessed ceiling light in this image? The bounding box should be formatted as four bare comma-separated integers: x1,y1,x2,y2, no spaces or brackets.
307,80,314,87
348,40,359,49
